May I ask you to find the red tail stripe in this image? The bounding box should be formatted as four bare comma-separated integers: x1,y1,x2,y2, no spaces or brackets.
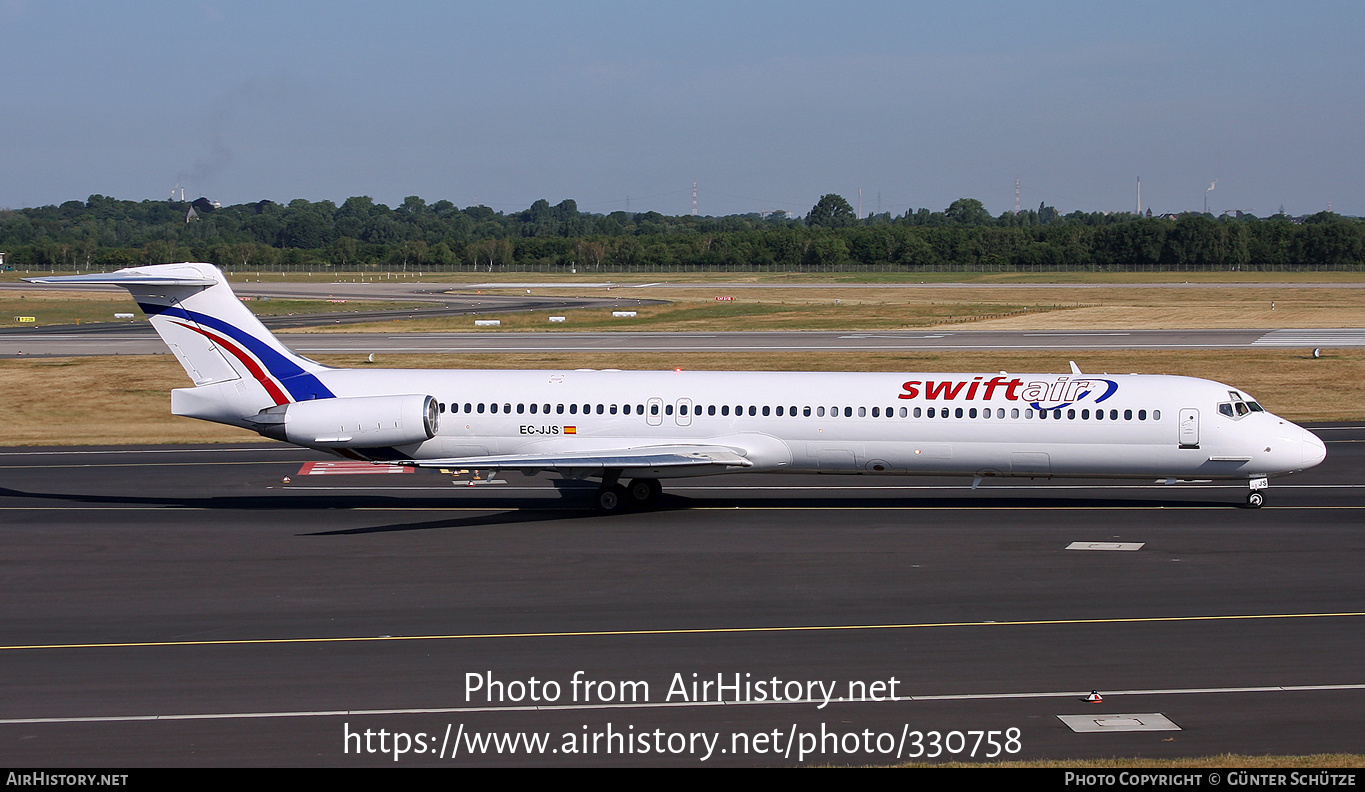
171,320,290,405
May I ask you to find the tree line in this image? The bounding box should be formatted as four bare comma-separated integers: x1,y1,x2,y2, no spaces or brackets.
1,193,1361,272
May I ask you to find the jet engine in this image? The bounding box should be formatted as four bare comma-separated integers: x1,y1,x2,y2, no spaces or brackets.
251,394,438,448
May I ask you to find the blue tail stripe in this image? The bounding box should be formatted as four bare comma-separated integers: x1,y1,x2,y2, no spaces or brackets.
139,302,335,401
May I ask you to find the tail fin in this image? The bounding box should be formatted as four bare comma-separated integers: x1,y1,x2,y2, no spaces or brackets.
26,263,334,412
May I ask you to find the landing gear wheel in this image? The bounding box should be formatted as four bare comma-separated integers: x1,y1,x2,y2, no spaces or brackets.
596,484,628,513
1246,491,1265,509
627,478,663,506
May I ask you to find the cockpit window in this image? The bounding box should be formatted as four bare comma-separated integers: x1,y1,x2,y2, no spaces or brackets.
1218,403,1235,418
1247,402,1265,412
1235,402,1250,416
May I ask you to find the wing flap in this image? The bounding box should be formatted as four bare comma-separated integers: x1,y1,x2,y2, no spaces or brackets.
394,444,753,471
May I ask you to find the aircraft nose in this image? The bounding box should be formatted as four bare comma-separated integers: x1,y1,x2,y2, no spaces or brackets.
1302,429,1326,469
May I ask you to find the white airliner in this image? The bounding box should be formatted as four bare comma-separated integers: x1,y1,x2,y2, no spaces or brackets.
29,262,1325,510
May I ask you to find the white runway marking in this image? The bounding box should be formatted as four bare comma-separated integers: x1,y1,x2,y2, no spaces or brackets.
1059,713,1179,732
1253,329,1365,347
1066,542,1145,551
3,683,1360,725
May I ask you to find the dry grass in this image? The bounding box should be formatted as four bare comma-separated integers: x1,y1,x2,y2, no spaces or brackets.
0,294,426,328
3,348,1358,445
293,284,1365,334
0,357,260,445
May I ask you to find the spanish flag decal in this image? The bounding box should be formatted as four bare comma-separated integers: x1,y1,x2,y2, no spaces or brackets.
564,426,577,434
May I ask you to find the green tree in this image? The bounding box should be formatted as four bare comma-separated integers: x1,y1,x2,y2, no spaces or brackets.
805,194,856,228
944,198,991,226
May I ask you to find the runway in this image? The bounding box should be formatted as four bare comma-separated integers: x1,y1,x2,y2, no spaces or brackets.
5,327,1365,358
1,428,1362,765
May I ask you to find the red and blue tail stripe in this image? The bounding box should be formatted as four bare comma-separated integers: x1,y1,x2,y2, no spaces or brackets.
140,302,335,404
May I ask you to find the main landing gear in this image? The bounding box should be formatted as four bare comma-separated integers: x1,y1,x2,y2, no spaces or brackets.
1244,477,1269,509
594,470,663,512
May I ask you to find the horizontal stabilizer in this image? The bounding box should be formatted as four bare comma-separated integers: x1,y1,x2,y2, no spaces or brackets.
396,445,753,471
25,272,217,287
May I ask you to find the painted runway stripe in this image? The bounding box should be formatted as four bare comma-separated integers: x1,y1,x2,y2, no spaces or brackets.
2,682,1363,725
0,447,293,456
2,611,1361,653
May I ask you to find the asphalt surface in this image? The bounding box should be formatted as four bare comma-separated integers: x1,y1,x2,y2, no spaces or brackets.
1,427,1362,766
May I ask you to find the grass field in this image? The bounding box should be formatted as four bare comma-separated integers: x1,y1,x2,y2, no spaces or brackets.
300,284,1365,333
11,274,1365,333
2,348,1358,446
0,292,427,329
11,269,1365,285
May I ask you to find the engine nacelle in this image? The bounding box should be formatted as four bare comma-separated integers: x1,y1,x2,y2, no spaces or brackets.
252,394,438,448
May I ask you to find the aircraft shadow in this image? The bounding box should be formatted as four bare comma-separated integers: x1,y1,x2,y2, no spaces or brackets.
0,485,1246,534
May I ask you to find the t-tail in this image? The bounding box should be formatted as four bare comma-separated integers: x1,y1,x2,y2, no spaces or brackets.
26,263,336,429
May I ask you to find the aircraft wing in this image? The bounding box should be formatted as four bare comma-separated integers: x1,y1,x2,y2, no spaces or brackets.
392,444,754,472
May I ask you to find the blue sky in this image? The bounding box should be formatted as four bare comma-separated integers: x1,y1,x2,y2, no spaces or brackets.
3,1,1362,217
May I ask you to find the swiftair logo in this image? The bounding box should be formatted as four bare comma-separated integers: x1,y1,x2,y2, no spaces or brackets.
899,376,1119,410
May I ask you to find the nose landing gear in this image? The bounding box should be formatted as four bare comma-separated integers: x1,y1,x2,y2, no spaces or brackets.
1244,477,1269,509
